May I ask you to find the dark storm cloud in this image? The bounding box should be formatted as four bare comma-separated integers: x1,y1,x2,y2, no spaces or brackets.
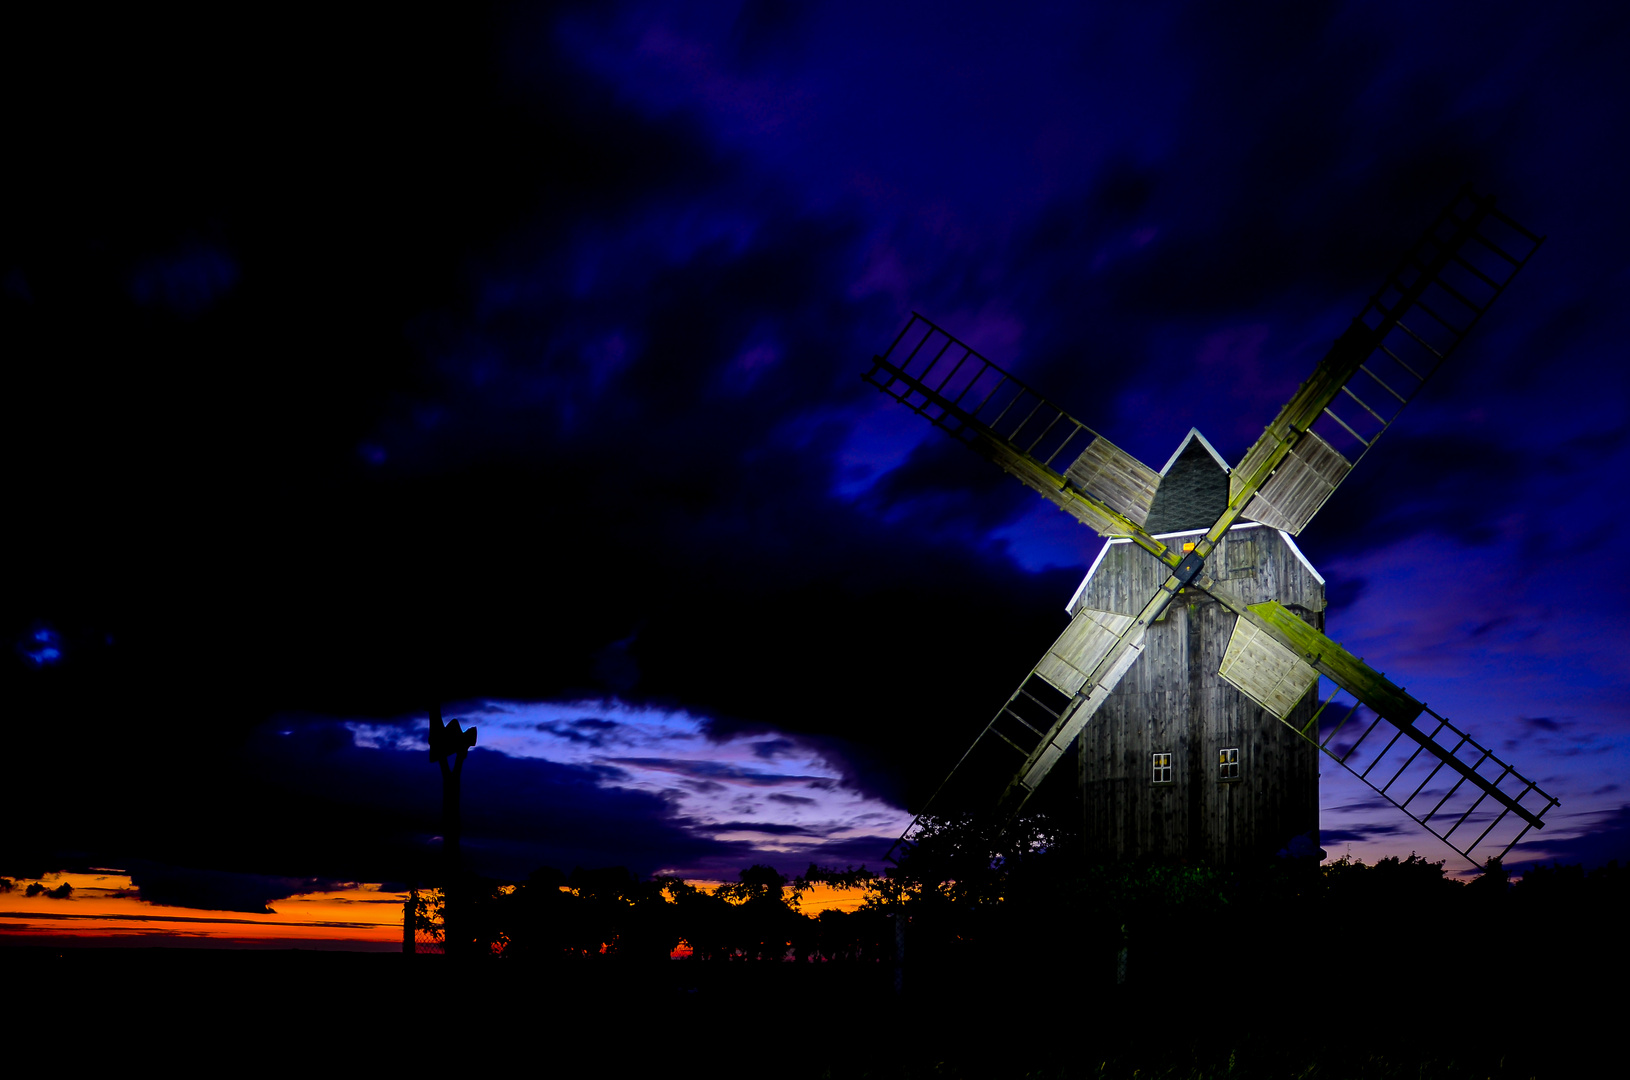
749,737,796,759
234,720,738,882
1319,824,1416,846
1508,805,1630,872
129,243,239,317
123,866,329,915
1325,794,1394,818
1302,424,1630,562
534,718,627,746
675,830,905,884
1497,715,1619,758
693,720,909,808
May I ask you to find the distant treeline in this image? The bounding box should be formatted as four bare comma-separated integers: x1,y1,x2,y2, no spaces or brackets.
420,815,1630,979
419,863,896,962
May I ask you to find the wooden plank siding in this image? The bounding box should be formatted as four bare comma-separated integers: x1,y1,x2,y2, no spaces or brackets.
1064,437,1161,527
1035,608,1136,697
1240,431,1352,536
1071,525,1322,864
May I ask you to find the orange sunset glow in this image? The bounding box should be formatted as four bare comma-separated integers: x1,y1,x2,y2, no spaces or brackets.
688,880,875,915
0,872,408,950
1,872,877,950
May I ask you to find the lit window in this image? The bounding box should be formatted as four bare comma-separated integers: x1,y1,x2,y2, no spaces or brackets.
1219,747,1240,782
1152,752,1173,785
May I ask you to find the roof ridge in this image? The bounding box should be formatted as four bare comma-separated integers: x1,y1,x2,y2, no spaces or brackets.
1158,427,1231,476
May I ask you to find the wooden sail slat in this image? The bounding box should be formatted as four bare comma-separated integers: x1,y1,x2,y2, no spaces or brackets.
1241,431,1352,535
1033,607,1136,697
1341,383,1389,426
1359,363,1409,404
862,316,1175,548
1425,271,1486,315
1217,618,1319,720
1065,437,1161,527
1321,405,1372,448
1377,342,1426,382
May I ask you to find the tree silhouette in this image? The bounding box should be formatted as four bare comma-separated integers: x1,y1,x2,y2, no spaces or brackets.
713,864,804,961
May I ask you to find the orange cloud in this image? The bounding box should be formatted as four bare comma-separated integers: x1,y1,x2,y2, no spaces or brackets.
0,872,407,949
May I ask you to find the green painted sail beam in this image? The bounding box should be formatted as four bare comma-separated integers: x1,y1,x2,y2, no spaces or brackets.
863,344,1183,568
1242,599,1421,725
996,582,1163,815
1163,188,1532,597
980,441,1179,567
1213,187,1503,544
1198,587,1548,832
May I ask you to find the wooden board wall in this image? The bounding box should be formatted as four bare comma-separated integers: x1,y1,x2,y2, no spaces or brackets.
1071,525,1326,621
1071,526,1322,864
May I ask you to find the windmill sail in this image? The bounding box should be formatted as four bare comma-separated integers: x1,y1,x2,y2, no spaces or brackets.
870,185,1556,869
1207,589,1557,866
1308,696,1554,867
862,316,1167,542
885,608,1149,862
864,318,1205,854
1217,617,1321,720
1232,184,1545,534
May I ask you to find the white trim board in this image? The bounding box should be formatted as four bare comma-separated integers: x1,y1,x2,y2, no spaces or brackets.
1063,522,1325,612
1158,427,1232,476
1144,522,1266,541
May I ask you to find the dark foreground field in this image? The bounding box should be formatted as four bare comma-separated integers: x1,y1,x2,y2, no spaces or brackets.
3,942,1609,1078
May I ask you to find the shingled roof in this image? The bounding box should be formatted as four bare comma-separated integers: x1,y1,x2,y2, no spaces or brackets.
1143,428,1230,534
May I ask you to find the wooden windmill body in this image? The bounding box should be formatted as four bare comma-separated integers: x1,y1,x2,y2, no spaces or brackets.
868,186,1561,871
1069,431,1323,863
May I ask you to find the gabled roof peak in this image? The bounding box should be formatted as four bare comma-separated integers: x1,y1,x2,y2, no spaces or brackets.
1159,427,1231,476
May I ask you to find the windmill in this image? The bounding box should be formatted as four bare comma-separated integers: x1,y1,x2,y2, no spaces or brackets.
865,185,1558,870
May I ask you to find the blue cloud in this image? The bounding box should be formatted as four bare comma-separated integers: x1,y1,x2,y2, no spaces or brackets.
130,243,238,316
16,625,63,667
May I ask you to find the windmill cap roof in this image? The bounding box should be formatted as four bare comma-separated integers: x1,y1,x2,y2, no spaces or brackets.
1143,428,1231,534
1158,427,1230,475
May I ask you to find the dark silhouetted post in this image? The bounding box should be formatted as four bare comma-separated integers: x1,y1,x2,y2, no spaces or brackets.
403,887,416,954
428,703,477,957
893,905,905,995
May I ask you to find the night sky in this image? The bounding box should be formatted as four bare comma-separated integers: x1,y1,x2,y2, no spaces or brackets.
6,2,1629,924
